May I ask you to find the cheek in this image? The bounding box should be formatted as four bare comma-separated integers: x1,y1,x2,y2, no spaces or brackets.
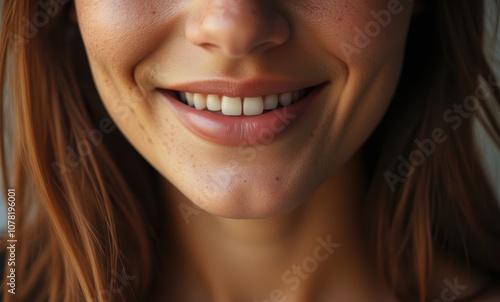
75,0,183,76
294,0,413,66
74,0,186,155
302,1,413,163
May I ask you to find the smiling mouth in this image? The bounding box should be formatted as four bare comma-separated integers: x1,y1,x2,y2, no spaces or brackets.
160,82,328,145
174,87,314,117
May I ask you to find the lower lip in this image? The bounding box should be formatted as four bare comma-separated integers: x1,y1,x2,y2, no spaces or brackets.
159,84,327,146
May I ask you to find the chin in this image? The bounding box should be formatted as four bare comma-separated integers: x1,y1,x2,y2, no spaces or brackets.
177,173,317,219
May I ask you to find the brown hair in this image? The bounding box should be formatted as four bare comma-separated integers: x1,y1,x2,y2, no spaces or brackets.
365,0,500,299
1,0,499,301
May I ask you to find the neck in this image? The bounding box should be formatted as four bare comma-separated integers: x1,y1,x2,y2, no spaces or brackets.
163,151,394,301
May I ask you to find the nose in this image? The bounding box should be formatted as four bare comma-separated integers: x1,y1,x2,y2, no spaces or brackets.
186,0,290,58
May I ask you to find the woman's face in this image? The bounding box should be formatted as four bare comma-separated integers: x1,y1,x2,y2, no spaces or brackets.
74,0,414,218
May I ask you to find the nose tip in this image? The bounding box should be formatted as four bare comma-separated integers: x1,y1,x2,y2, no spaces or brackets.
186,0,290,58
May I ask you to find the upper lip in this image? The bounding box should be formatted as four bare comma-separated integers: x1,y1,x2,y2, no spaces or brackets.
159,79,326,97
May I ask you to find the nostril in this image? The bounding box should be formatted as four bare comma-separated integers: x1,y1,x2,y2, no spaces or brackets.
185,2,290,57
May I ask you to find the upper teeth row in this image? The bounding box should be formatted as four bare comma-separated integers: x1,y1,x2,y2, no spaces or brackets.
179,90,306,116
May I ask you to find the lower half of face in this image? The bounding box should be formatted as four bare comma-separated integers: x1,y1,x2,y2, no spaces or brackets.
75,0,414,218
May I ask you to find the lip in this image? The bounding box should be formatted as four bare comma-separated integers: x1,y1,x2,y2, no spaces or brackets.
158,82,328,146
164,79,324,98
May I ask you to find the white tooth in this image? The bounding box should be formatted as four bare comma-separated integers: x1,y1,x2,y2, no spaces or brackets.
264,94,279,110
185,92,195,106
292,91,301,103
193,93,207,110
243,97,264,116
221,96,242,116
279,92,292,107
206,94,221,111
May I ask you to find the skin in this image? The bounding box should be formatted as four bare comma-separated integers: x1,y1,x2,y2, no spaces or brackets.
74,0,412,218
73,0,496,300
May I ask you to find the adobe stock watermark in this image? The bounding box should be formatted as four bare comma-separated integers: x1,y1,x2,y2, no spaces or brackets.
111,85,149,121
5,189,17,295
237,107,298,161
107,64,155,121
385,74,499,192
8,0,71,53
340,0,413,63
178,108,298,225
51,81,150,181
51,118,117,182
177,159,234,224
431,278,468,302
253,235,341,302
178,158,241,224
